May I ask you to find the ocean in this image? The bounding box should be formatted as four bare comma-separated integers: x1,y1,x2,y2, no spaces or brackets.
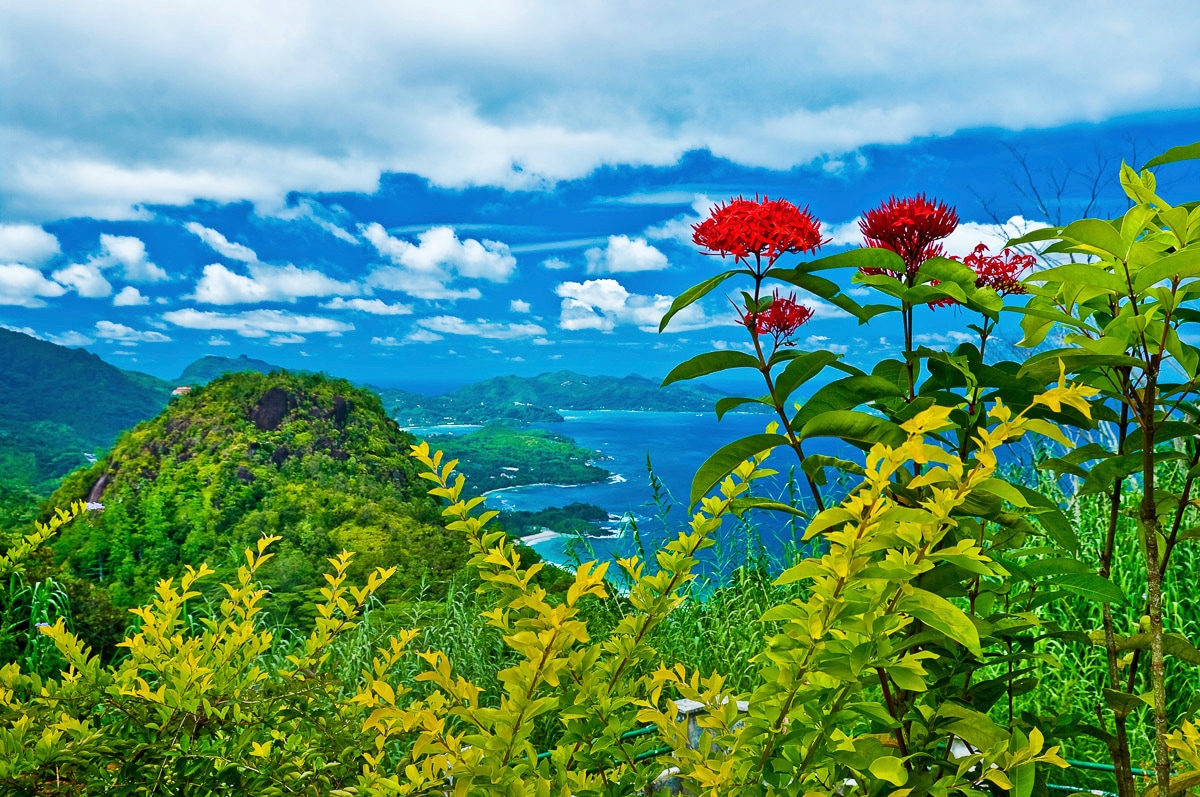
412,410,851,579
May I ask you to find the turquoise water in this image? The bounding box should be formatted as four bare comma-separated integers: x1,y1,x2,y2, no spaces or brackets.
442,410,849,577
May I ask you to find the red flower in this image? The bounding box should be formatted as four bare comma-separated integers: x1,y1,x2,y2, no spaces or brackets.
741,290,814,344
693,195,824,270
930,243,1036,309
859,194,958,280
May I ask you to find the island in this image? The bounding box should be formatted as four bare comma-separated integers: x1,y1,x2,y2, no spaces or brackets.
419,425,610,491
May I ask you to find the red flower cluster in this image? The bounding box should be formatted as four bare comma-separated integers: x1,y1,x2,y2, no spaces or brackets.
930,243,1037,309
859,194,958,280
741,290,814,344
693,195,824,270
963,243,1034,295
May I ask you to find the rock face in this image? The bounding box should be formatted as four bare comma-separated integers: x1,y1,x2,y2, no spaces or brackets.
47,371,467,614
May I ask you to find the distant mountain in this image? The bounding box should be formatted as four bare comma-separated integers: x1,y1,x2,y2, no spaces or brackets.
378,370,752,426
0,329,172,492
46,371,467,655
177,353,282,385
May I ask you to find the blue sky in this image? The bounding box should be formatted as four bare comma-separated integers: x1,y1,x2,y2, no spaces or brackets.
2,3,1199,393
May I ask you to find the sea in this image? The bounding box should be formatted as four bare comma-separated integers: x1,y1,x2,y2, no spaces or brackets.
409,410,854,581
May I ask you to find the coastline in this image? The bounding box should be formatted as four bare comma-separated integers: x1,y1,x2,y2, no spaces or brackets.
482,471,623,497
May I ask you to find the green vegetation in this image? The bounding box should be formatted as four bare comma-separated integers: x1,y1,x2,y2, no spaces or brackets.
498,502,611,538
40,371,468,655
176,353,283,385
0,328,170,493
422,424,609,490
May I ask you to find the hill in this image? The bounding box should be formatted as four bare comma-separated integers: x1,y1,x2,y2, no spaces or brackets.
45,371,468,646
0,328,172,492
177,353,283,385
378,370,748,426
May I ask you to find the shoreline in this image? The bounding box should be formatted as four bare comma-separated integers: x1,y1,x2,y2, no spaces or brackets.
481,471,621,497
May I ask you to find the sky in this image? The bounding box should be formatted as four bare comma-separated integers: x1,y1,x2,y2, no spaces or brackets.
2,2,1199,394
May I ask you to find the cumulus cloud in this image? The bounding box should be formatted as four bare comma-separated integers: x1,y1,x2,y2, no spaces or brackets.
51,262,112,298
4,3,1200,221
48,329,94,346
404,329,445,344
269,333,305,345
95,320,171,343
371,335,403,346
113,285,149,306
0,223,60,264
555,278,721,333
207,335,231,346
362,223,516,300
804,334,848,355
913,330,976,348
510,299,531,313
541,257,571,270
415,315,547,340
98,234,168,281
643,194,718,247
585,235,669,273
320,296,413,315
191,262,359,304
184,222,258,262
0,263,67,307
270,199,360,244
162,308,354,338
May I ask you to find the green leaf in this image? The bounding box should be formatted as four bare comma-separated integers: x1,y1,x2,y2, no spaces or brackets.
801,454,866,486
791,375,905,429
662,350,761,387
1145,141,1200,169
1132,247,1200,292
868,755,908,786
659,270,741,332
770,270,894,323
774,350,842,406
1055,573,1130,606
715,395,771,420
728,496,808,518
898,588,982,657
788,247,906,274
1006,226,1063,247
1028,262,1128,293
797,410,906,449
690,433,790,507
1061,217,1129,259
1078,453,1141,497
1009,761,1036,797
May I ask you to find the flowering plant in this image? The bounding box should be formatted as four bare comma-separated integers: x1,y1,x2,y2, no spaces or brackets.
692,195,824,273
858,193,958,281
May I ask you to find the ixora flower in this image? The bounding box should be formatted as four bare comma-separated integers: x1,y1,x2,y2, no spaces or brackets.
859,194,958,280
741,290,814,344
693,195,824,271
930,243,1036,309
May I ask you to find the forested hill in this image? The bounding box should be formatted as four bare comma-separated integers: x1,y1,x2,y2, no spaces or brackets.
379,370,745,426
47,371,468,651
0,328,172,491
177,353,283,385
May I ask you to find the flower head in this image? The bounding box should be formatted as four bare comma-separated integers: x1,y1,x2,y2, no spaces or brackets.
929,243,1036,309
741,290,814,345
859,194,958,280
964,243,1034,296
693,195,824,270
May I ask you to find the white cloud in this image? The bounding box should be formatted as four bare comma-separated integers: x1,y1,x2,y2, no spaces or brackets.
113,285,149,306
804,334,848,355
585,235,669,273
404,329,445,344
644,194,718,247
184,222,258,262
415,315,547,340
510,299,531,313
541,257,571,270
362,223,516,300
51,262,112,298
99,234,168,281
4,4,1200,221
269,199,360,244
0,223,60,264
320,296,413,315
47,330,94,346
207,335,231,346
822,214,1053,259
913,330,976,348
825,219,865,248
95,320,171,343
191,262,359,304
0,263,67,307
162,308,354,338
269,333,305,345
531,336,554,345
555,278,721,333
371,335,403,346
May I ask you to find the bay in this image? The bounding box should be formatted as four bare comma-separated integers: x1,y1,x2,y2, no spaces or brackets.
453,410,848,578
